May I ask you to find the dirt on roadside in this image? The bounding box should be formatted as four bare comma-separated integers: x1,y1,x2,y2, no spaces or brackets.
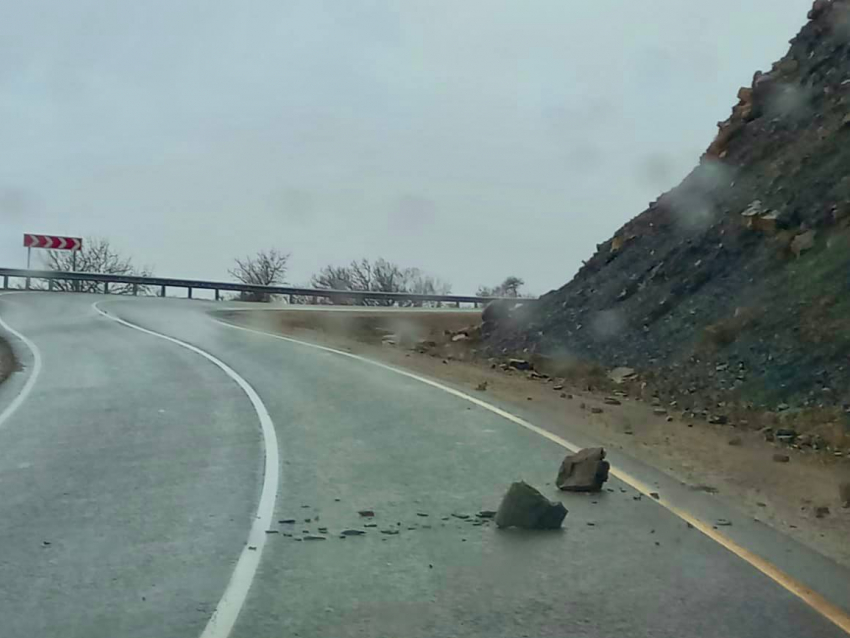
222,307,850,569
0,334,16,386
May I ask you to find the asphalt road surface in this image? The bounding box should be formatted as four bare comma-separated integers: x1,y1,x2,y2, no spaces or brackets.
1,292,849,638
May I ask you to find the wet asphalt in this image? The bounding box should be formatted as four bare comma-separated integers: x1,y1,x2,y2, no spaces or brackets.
0,293,847,638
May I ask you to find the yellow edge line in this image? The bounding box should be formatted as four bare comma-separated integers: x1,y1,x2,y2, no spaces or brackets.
214,316,850,635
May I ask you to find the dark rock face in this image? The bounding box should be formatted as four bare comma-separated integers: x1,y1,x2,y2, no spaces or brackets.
495,482,567,530
556,448,610,492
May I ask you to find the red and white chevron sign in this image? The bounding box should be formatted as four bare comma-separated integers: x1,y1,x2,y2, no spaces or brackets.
23,234,83,251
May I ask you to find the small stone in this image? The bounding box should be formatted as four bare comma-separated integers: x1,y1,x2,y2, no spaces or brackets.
756,502,767,507
334,498,341,502
318,527,328,533
380,529,400,535
716,519,732,526
553,384,564,391
587,522,595,526
248,545,258,550
364,523,378,528
265,530,280,534
340,529,366,536
304,535,327,541
358,510,375,517
279,519,296,524
527,397,533,401
451,513,470,520
304,518,311,523
301,505,310,509
417,512,429,517
650,492,660,500
42,541,51,547
773,453,790,463
653,408,667,416
476,382,488,392
666,416,673,422
477,510,497,519
815,506,830,518
728,436,742,446
603,397,621,406
579,402,586,409
560,392,567,398
590,407,603,414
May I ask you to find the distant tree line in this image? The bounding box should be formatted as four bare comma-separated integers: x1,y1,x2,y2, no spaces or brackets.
41,238,526,303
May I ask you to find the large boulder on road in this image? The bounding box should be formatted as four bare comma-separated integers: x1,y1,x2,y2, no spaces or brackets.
556,447,610,492
495,481,567,530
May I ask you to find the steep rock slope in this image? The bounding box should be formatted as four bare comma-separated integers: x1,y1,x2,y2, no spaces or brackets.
487,0,850,412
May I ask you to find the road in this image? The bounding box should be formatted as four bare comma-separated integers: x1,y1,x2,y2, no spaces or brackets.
0,292,848,638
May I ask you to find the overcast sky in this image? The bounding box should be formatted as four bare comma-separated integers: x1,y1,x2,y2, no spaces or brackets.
1,0,812,295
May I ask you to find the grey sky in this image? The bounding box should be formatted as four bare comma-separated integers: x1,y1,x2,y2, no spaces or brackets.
1,1,812,295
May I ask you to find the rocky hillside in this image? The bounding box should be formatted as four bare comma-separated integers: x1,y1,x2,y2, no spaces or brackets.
485,0,850,418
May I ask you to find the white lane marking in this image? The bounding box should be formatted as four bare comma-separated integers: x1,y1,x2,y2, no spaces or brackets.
0,293,43,431
92,303,279,638
213,316,850,635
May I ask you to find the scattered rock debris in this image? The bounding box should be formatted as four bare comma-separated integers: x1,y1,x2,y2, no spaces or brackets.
773,453,791,463
279,519,296,524
716,519,733,527
603,397,622,406
380,529,400,535
358,510,376,517
556,447,610,492
495,481,568,530
649,492,660,500
341,529,366,536
815,506,830,519
475,381,488,392
590,407,603,414
477,510,497,519
304,535,327,541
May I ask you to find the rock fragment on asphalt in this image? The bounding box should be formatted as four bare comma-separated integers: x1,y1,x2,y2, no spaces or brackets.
556,447,610,492
279,519,296,524
341,529,366,536
494,481,568,530
476,510,497,519
603,397,621,405
815,506,830,518
304,535,327,541
773,453,790,463
358,510,375,517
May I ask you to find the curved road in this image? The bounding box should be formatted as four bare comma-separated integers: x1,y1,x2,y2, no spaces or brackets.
0,292,848,638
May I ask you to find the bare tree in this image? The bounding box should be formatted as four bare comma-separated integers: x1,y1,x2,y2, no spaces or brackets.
229,248,290,302
43,237,152,295
310,258,451,306
477,276,525,298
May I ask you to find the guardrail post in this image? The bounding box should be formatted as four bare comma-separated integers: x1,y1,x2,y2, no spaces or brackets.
187,287,193,299
160,285,166,298
215,289,220,301
132,284,139,296
2,275,7,290
25,277,31,290
48,280,55,291
104,282,109,295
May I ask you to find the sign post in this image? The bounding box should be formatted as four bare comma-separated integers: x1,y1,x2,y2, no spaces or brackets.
23,234,84,290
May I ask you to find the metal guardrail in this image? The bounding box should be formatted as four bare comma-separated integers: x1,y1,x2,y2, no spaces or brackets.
0,267,505,306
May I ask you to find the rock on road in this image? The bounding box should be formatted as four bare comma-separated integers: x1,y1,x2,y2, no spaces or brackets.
0,292,848,638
